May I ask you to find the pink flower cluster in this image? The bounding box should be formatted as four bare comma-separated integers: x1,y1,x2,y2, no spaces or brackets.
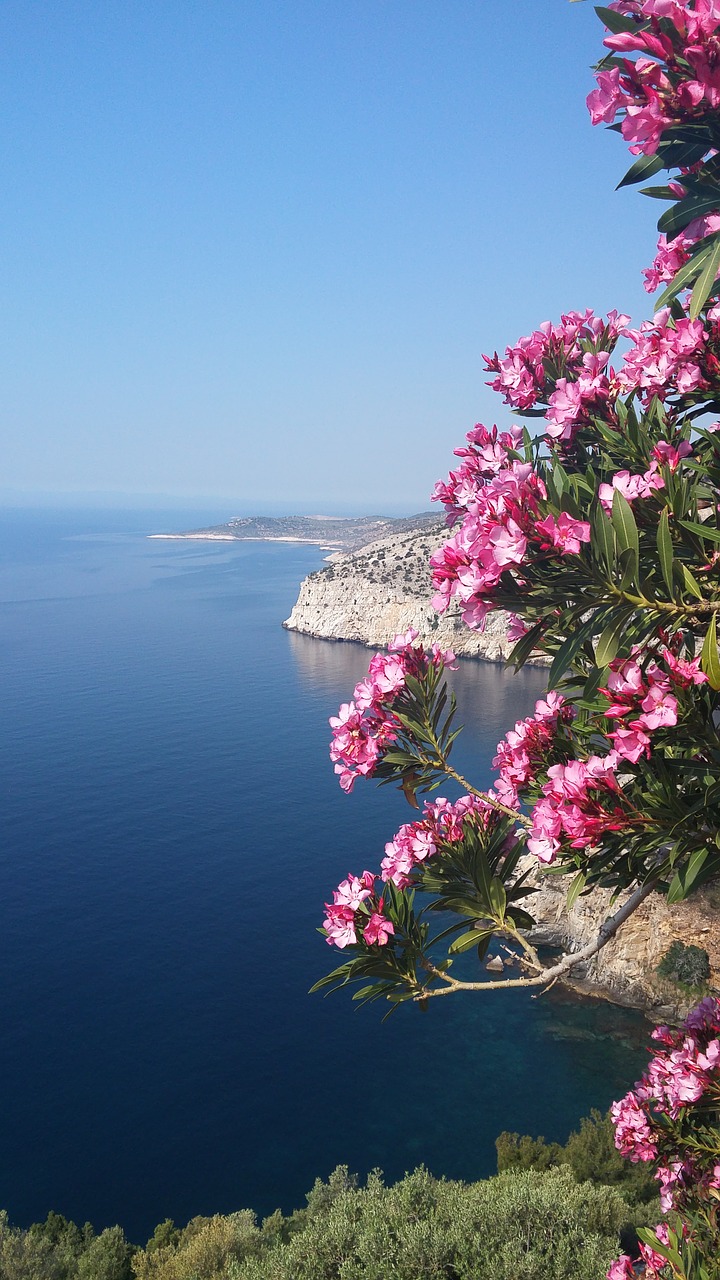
642,211,720,293
322,872,396,949
329,631,455,793
430,424,590,632
598,462,665,513
526,753,628,865
492,691,571,810
483,311,628,442
600,652,684,762
322,795,496,946
611,997,720,1215
618,307,710,401
608,1221,691,1280
588,2,720,155
381,793,491,888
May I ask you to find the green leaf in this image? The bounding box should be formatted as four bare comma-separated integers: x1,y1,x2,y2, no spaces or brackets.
487,877,507,923
594,4,643,33
595,614,627,667
659,193,720,241
678,518,720,544
689,234,720,318
591,501,615,574
617,545,639,593
449,927,495,955
616,150,663,190
680,563,705,601
611,488,640,559
638,184,679,200
566,871,586,911
667,849,711,904
506,619,544,670
657,508,674,596
701,612,720,690
547,615,599,689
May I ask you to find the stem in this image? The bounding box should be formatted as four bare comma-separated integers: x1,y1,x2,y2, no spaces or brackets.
440,760,532,827
608,582,720,616
415,879,656,1000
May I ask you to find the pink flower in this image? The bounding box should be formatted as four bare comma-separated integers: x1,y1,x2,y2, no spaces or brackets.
587,67,626,124
534,511,591,555
333,871,375,911
322,903,358,949
606,1257,635,1280
363,907,395,947
598,465,664,513
652,439,693,470
608,724,651,762
635,684,678,730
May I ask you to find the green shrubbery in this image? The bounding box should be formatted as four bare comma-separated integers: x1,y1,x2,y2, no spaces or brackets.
225,1166,637,1280
656,941,711,991
0,1131,657,1280
496,1108,657,1207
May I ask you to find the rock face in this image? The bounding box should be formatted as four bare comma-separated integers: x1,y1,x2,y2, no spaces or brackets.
283,521,521,661
526,863,720,1015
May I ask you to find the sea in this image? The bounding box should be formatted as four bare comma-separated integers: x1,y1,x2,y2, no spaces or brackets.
0,505,651,1243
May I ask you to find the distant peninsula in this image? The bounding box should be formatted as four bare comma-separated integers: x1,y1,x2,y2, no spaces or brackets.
148,512,440,552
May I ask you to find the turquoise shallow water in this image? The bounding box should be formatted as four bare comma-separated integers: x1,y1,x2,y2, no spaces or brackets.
0,507,650,1241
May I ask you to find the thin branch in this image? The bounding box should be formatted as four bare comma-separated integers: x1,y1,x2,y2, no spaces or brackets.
423,756,532,828
415,878,656,1000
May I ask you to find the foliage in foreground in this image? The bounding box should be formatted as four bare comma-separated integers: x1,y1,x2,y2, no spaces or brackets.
315,3,720,1275
0,1154,654,1280
496,1107,658,1206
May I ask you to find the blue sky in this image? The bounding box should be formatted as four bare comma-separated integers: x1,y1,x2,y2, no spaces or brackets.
1,1,659,513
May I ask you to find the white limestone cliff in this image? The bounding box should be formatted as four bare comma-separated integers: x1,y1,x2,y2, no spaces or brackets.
283,521,521,661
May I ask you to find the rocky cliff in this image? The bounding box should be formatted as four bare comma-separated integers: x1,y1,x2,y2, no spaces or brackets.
525,865,720,1017
283,520,521,661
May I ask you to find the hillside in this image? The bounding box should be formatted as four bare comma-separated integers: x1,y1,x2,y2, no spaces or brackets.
283,519,520,660
149,512,440,551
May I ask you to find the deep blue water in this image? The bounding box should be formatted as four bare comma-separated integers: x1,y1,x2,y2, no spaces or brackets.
0,507,650,1242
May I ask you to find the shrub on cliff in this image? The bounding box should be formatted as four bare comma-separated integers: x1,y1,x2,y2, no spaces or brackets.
227,1166,634,1280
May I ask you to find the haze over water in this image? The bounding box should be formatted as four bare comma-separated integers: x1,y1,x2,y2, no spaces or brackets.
0,507,650,1242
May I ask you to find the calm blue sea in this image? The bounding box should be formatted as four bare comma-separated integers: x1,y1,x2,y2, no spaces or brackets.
0,507,650,1242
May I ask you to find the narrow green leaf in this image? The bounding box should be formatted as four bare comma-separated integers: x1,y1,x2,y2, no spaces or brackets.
506,619,544,670
591,501,615,574
449,927,495,955
667,849,711,905
594,5,643,33
657,509,674,595
659,193,720,240
701,613,720,690
611,488,640,558
547,616,597,689
689,234,720,318
595,614,627,667
681,563,705,601
638,184,679,200
617,544,639,593
678,518,720,544
487,878,507,923
566,871,586,911
617,151,663,190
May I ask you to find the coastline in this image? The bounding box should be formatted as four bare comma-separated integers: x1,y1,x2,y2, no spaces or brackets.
148,533,341,548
